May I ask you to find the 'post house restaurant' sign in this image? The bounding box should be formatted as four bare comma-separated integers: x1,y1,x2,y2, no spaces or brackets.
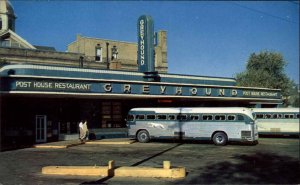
8,78,280,100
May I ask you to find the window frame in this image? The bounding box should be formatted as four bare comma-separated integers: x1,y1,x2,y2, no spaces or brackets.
136,114,145,120
95,46,103,62
168,115,176,121
237,115,245,121
215,115,226,121
284,114,294,119
176,114,188,121
265,114,272,119
157,114,167,120
227,115,236,121
190,114,200,121
146,114,156,120
127,115,134,121
202,114,213,121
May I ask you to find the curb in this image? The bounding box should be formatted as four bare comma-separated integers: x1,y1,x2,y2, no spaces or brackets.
34,139,135,148
34,142,84,149
86,140,136,145
42,160,186,178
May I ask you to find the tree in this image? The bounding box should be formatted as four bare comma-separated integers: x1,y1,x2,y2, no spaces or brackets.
236,51,298,107
288,84,300,107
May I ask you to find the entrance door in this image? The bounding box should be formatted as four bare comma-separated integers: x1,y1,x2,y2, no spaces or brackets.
36,115,47,143
101,102,122,128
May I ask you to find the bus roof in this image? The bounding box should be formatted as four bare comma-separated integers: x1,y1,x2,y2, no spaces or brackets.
251,108,299,113
129,107,253,116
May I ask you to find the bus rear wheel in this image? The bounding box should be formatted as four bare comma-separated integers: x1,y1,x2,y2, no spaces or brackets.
137,130,150,143
212,132,228,146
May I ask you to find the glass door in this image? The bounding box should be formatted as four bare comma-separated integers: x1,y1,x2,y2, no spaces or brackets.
36,115,47,143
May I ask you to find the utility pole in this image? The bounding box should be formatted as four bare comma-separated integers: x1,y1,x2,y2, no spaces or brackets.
79,56,84,68
106,42,109,69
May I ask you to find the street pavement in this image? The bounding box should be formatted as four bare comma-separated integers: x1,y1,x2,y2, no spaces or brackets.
0,137,299,184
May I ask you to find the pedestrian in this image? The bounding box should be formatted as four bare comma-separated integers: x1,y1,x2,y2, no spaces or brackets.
82,120,89,141
79,120,84,142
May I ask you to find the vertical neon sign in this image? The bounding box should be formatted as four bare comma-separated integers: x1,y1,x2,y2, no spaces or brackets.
137,15,155,73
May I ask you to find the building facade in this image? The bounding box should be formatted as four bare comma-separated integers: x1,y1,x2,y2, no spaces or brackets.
0,1,282,151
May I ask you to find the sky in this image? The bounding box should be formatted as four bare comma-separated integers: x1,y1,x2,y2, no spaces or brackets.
11,1,299,84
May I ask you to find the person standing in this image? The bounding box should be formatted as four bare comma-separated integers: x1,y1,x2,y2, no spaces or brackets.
79,120,84,142
82,120,89,141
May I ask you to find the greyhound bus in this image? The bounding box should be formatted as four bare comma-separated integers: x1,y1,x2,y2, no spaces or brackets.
127,107,258,145
252,108,299,136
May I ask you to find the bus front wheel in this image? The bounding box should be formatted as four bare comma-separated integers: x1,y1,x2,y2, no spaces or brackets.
137,130,150,143
212,132,228,146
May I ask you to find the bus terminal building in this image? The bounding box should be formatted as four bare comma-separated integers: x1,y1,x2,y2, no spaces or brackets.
0,1,282,150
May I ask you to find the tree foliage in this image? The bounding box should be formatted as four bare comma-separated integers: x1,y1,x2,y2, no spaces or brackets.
288,84,300,107
236,51,298,107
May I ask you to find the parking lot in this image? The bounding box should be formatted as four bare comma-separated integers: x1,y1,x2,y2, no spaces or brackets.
0,137,299,185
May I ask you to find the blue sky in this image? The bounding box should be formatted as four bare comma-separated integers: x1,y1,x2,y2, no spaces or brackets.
12,1,299,84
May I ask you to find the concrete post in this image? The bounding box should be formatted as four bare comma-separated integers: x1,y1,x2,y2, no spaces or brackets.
163,161,171,169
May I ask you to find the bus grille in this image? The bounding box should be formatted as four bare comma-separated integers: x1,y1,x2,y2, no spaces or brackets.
241,131,251,137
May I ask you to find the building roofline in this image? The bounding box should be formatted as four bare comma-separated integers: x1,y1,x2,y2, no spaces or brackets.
67,34,137,47
0,45,83,55
0,64,282,91
0,30,36,49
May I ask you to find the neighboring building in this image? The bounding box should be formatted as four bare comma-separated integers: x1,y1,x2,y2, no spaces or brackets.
67,32,168,72
0,0,35,49
0,0,16,31
0,0,282,151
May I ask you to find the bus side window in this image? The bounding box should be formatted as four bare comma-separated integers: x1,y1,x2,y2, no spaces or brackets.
256,114,264,119
136,115,145,120
284,114,294,119
177,115,187,121
237,115,244,121
146,115,156,120
190,115,199,120
227,115,236,121
203,115,213,121
297,114,300,119
157,115,167,120
215,115,226,121
127,115,134,121
265,114,272,119
168,115,176,120
272,114,278,119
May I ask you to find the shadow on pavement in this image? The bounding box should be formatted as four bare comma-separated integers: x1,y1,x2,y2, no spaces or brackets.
176,152,300,184
81,143,183,184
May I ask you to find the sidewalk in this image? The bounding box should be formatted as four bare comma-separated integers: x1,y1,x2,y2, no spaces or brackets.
34,138,136,148
59,128,128,141
34,140,84,148
86,138,136,145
